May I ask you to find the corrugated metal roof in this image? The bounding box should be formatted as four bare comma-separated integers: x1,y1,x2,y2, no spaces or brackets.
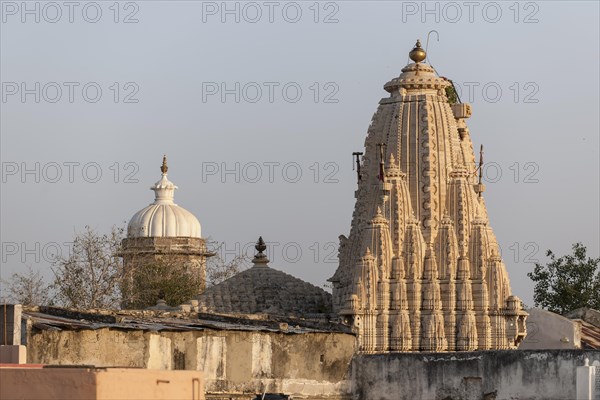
22,307,353,336
577,320,600,349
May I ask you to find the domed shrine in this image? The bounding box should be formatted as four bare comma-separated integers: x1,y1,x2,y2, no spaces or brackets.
197,237,333,317
120,156,212,308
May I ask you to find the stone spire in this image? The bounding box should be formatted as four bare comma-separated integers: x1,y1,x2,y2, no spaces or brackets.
330,41,528,353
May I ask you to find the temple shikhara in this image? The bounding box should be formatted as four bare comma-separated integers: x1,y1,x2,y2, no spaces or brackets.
330,40,528,352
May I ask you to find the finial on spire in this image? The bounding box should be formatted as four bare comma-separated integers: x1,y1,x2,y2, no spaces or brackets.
478,145,484,184
409,39,427,63
474,144,486,198
161,155,168,175
377,143,386,182
388,153,396,167
253,236,270,265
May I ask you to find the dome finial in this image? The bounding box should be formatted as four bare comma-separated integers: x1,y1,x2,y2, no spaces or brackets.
409,39,427,63
161,155,168,175
253,236,270,266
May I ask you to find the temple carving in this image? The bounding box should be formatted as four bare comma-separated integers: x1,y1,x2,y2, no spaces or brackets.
330,41,528,352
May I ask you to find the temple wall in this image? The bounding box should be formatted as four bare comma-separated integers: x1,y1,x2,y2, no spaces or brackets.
351,350,600,400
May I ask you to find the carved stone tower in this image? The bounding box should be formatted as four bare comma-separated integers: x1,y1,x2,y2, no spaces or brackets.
120,156,212,308
330,41,528,352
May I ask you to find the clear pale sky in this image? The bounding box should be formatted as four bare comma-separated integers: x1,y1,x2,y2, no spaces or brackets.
1,1,599,306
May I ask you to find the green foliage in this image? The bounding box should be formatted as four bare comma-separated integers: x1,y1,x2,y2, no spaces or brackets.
445,85,459,105
527,243,600,314
124,255,204,309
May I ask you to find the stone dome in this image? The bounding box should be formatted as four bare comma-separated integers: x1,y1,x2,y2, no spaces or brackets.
197,237,332,317
127,156,201,238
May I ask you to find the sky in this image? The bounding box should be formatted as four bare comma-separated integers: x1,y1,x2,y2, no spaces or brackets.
1,0,599,307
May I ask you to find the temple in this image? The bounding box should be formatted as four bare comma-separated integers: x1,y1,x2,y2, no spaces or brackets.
330,40,528,352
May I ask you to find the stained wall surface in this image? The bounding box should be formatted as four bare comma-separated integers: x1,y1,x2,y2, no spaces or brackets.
351,350,600,400
26,326,356,399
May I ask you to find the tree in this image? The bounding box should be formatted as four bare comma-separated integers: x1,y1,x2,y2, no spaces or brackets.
15,226,250,310
52,225,124,309
122,253,205,309
1,265,52,306
206,253,250,287
204,240,250,287
527,243,600,314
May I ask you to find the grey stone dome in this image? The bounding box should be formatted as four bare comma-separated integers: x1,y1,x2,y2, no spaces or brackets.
197,239,332,317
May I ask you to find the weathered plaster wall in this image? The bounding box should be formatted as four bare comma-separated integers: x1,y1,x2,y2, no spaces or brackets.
26,327,356,399
26,321,599,400
27,328,149,367
351,350,600,400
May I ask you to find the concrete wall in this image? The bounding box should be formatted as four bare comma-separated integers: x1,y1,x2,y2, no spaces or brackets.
0,367,204,400
351,350,600,400
26,327,356,399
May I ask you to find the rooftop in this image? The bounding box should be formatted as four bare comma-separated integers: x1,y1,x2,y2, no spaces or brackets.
22,305,351,335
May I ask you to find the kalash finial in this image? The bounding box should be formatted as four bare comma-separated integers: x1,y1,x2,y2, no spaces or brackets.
409,39,427,63
253,236,270,265
160,155,168,175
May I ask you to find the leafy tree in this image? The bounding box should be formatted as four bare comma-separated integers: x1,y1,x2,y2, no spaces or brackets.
52,225,124,309
527,243,600,314
1,265,52,306
122,254,204,309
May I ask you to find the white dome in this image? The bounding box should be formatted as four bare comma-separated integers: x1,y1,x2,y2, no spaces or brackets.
127,157,201,238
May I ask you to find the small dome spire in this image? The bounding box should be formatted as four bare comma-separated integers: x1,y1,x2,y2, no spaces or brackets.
151,155,177,205
253,236,270,266
161,155,168,175
409,39,427,63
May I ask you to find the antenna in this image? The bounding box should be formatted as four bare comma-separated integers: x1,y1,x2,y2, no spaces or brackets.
352,152,363,183
425,30,439,65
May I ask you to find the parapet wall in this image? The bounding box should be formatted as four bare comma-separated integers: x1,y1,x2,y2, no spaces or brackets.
351,349,600,400
23,308,356,400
